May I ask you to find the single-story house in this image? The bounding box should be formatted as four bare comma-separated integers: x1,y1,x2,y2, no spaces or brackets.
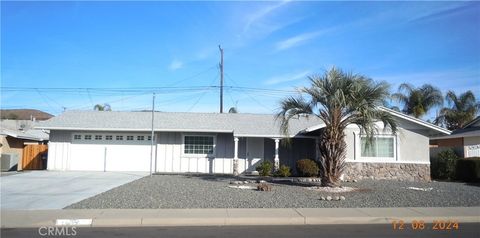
1,120,49,171
430,116,480,158
37,107,450,181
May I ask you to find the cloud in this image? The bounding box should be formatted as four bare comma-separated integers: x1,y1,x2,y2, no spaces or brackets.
408,2,475,23
243,0,292,33
275,30,328,51
264,70,311,85
169,59,183,71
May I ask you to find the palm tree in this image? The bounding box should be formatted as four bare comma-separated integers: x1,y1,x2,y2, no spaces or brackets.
277,67,398,187
93,103,112,111
435,90,479,130
392,83,443,118
228,107,238,113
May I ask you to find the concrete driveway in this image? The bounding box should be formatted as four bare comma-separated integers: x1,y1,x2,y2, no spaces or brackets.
0,171,147,210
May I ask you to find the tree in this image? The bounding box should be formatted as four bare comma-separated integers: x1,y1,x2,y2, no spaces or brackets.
277,67,398,187
434,90,479,130
93,103,112,111
392,83,443,118
228,107,238,113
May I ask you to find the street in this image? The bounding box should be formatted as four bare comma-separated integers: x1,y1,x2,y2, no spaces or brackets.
2,223,479,238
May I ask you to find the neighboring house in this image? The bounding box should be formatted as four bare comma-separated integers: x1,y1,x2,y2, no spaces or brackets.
0,120,49,171
430,116,480,158
37,107,450,181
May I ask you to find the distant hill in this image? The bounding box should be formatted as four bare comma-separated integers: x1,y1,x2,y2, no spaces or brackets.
0,109,54,120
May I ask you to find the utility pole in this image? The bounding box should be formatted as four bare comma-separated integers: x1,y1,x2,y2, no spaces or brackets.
218,45,224,113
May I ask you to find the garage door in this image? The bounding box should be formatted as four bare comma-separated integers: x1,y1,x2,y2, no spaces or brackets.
69,133,153,172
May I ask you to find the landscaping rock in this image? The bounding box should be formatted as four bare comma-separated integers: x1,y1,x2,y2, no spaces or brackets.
320,196,325,200
340,196,346,201
257,183,272,191
326,196,332,201
334,196,340,201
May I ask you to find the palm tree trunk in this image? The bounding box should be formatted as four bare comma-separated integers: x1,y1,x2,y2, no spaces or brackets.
318,122,347,187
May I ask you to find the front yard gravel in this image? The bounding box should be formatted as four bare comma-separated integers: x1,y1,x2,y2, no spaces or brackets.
66,175,480,209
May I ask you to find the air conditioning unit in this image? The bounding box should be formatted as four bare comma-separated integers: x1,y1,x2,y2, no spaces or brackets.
1,153,20,171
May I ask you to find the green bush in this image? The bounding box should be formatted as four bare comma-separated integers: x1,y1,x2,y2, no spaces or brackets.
256,161,273,176
296,159,319,177
431,149,459,180
274,164,291,177
456,157,480,182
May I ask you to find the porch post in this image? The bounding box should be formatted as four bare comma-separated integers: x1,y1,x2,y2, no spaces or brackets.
274,139,280,171
315,138,320,161
233,137,239,176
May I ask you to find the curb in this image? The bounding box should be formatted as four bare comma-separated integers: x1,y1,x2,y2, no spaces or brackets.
1,207,479,228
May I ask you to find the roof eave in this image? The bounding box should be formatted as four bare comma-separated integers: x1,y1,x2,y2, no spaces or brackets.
378,107,451,135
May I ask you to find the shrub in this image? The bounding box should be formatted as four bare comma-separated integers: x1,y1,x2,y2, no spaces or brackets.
274,164,291,177
256,161,273,176
431,149,459,180
296,159,319,177
456,157,480,182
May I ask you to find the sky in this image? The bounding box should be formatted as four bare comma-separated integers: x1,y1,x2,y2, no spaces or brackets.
1,1,479,121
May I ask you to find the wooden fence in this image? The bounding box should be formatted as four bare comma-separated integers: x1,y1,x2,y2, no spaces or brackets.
21,144,48,170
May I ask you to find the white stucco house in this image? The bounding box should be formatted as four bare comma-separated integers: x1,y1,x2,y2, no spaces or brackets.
37,107,450,181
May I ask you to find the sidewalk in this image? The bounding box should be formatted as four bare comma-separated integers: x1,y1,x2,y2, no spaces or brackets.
1,207,479,228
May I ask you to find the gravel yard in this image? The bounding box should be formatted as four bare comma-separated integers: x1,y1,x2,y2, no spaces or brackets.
66,175,480,209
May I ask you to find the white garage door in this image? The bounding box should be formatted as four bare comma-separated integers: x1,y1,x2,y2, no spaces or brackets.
69,133,153,172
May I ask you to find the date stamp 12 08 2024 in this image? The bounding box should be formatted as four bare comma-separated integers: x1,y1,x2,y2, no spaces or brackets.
391,219,459,231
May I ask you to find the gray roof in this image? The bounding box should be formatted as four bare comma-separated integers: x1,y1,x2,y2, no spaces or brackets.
36,111,324,137
1,120,49,141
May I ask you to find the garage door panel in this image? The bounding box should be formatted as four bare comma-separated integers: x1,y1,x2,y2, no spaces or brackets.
105,145,151,172
69,144,105,171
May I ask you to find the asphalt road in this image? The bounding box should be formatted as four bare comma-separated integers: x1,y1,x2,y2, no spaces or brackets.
2,224,479,238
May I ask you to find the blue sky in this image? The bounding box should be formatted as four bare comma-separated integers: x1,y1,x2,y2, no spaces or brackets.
1,1,479,121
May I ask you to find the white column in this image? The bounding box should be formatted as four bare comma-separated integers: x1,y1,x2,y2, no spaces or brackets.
274,139,280,171
233,137,239,176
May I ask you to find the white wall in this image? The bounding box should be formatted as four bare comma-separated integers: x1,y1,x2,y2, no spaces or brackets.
344,120,430,164
155,132,245,174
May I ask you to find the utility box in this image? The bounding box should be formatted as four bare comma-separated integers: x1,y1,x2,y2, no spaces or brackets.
1,153,20,171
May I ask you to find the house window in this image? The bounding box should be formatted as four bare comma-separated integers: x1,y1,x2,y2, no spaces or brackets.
105,135,113,140
84,135,92,140
95,135,103,140
73,135,81,140
361,136,394,158
137,136,144,141
126,136,134,141
116,135,123,140
147,136,152,141
184,136,214,155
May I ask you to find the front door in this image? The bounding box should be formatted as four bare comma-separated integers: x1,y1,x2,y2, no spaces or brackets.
246,137,264,172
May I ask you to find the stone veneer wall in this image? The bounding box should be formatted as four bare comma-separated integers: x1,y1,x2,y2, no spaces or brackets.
342,162,430,182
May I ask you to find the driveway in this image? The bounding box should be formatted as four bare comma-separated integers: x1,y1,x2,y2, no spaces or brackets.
0,171,147,210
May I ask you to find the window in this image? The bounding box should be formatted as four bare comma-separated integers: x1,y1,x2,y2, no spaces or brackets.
74,135,81,140
137,136,144,141
184,136,214,155
147,136,152,141
116,135,123,140
84,135,92,140
126,136,134,141
106,135,113,140
95,135,103,140
361,137,394,158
